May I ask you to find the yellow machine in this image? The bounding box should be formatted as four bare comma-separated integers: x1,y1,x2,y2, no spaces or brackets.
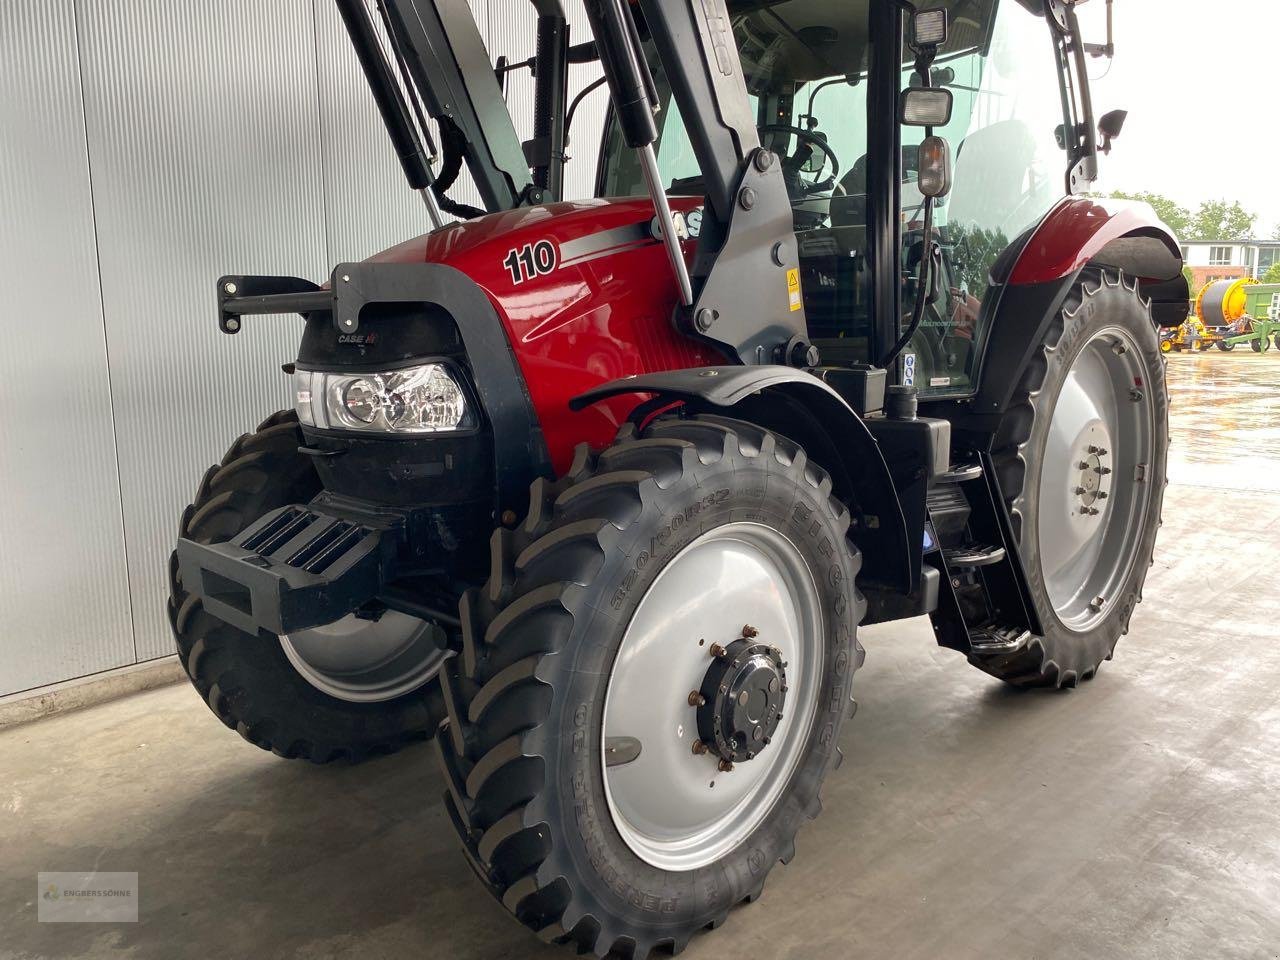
1191,277,1280,351
1195,276,1255,328
1194,277,1254,351
1159,313,1213,352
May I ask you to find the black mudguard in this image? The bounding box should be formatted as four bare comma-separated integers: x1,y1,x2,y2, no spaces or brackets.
572,365,916,593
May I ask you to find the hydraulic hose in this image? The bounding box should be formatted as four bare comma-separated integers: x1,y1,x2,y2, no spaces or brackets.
879,195,936,370
432,120,486,220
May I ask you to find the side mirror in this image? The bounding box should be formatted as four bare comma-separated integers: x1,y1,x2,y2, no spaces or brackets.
1098,109,1128,155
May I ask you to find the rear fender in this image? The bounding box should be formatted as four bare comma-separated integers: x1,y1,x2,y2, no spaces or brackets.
572,367,913,593
971,197,1185,416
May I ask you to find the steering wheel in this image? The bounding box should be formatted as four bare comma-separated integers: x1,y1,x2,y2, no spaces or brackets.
758,124,841,196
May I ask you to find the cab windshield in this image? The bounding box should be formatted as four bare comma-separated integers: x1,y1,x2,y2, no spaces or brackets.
597,0,1069,397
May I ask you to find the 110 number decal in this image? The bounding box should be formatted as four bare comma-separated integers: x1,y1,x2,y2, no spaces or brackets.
503,240,558,285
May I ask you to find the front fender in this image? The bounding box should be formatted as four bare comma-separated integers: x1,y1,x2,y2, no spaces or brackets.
572,366,914,593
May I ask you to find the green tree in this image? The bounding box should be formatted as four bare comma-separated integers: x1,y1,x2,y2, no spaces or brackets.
947,223,1010,303
1109,191,1191,237
1262,261,1280,285
1188,199,1257,241
1182,265,1198,296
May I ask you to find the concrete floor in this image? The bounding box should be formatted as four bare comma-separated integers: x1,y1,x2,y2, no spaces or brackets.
4,351,1280,960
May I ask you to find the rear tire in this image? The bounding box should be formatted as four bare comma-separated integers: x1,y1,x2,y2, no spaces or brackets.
167,410,443,762
436,415,862,957
979,269,1168,688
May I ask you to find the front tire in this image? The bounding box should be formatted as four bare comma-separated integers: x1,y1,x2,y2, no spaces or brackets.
980,269,1168,687
167,410,443,762
436,416,863,957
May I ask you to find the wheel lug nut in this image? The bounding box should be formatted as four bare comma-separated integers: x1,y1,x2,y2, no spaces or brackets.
717,759,735,773
688,691,705,707
1074,486,1086,495
709,643,726,659
1098,466,1112,475
692,740,708,755
1097,491,1108,499
1078,461,1090,470
741,624,759,638
1087,507,1100,515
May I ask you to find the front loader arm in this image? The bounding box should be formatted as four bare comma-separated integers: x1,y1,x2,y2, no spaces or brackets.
585,0,810,365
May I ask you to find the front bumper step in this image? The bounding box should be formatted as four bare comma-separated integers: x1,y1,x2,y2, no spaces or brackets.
176,499,402,636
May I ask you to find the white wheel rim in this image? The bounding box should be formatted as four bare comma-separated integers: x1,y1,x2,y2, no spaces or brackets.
280,610,446,703
601,522,823,872
1036,326,1155,631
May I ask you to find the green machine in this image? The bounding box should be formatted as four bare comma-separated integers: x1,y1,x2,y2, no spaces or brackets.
1196,278,1280,352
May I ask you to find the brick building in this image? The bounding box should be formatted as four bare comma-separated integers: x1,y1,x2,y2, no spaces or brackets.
1182,240,1280,293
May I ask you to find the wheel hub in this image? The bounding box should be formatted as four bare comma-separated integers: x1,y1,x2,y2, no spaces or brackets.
1074,445,1111,512
696,639,787,764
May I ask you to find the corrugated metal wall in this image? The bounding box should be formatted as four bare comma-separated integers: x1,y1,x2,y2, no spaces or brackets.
0,0,136,693
0,0,605,696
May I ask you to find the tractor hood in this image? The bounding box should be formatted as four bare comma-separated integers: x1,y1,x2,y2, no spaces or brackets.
365,196,702,285
359,196,717,476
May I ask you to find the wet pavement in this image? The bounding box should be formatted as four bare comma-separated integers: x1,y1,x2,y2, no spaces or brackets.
2,352,1279,960
1165,350,1280,492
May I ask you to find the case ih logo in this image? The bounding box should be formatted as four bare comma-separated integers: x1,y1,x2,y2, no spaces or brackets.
337,332,378,346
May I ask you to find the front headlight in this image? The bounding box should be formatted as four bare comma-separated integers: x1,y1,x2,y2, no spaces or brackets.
293,362,475,434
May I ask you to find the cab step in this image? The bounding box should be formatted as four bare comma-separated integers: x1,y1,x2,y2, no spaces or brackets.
944,543,1006,568
968,626,1033,655
937,462,983,484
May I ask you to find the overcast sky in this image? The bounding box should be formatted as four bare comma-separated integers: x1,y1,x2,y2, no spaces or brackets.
1075,0,1280,238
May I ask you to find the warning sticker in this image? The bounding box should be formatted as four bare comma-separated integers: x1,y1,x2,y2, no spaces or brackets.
903,352,916,386
786,268,802,311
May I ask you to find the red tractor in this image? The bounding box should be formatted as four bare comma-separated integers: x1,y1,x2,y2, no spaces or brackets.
170,0,1186,954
